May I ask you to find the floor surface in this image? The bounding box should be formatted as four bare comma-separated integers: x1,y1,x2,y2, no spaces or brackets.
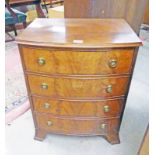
6,28,149,155
5,38,27,107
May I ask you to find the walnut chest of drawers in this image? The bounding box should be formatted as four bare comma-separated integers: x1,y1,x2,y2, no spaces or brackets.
16,18,142,144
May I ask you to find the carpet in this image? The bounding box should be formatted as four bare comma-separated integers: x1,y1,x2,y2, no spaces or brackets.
5,39,27,109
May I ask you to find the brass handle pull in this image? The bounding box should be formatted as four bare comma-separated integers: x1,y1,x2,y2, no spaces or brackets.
37,58,46,65
106,85,113,93
100,123,106,129
109,59,117,68
47,121,53,126
44,103,50,109
103,105,110,112
41,83,48,90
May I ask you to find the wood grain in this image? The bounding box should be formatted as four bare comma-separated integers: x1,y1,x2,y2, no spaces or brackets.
143,0,149,24
64,0,92,18
17,19,142,144
22,47,134,75
32,96,124,117
138,126,149,155
16,18,142,48
64,0,147,34
125,0,147,34
27,74,129,98
35,113,120,135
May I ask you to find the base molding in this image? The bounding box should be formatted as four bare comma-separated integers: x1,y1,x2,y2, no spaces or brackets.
34,129,120,144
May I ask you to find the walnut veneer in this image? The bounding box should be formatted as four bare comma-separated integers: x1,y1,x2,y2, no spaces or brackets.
16,18,142,144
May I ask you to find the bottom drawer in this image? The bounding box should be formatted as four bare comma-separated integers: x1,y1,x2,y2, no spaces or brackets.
35,113,120,136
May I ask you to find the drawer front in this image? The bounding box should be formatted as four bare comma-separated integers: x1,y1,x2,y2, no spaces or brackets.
35,113,120,135
22,47,134,75
27,75,129,98
33,97,124,117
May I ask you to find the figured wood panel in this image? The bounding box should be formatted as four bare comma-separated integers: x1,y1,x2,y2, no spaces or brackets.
35,113,120,135
22,47,134,75
27,75,129,98
33,96,124,117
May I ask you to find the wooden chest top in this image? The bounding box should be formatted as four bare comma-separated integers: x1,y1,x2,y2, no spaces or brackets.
16,18,142,48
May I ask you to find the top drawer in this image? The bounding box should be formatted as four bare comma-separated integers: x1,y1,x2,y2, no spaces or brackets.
21,47,134,75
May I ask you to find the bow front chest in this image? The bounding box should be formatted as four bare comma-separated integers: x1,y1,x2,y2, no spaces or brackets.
16,18,142,144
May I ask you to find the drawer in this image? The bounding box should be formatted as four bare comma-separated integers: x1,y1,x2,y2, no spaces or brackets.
32,96,124,117
27,75,129,98
22,47,134,75
35,113,120,135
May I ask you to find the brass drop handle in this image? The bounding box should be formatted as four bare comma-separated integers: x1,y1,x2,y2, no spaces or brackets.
106,85,113,93
47,121,53,126
109,59,117,68
103,105,110,112
41,83,48,90
44,103,50,109
100,123,106,129
37,57,46,65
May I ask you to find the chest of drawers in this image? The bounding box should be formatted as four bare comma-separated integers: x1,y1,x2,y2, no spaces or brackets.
16,18,142,144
